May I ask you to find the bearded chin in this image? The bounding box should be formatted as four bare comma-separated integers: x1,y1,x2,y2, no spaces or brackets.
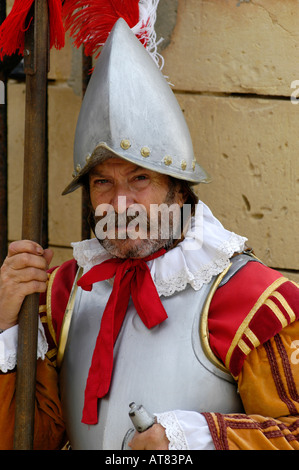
98,237,167,259
93,192,185,258
95,215,177,259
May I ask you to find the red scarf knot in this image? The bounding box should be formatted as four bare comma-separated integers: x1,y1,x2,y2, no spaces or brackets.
77,248,167,425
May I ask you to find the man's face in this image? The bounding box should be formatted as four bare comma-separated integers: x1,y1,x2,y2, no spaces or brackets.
89,157,186,258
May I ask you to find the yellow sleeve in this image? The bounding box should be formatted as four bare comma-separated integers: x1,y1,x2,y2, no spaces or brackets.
203,320,299,450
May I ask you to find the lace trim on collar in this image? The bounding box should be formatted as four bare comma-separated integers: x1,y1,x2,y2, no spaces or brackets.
72,202,247,297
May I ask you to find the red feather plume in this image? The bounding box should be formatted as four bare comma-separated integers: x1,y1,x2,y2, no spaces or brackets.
62,0,140,57
0,1,161,68
0,0,65,60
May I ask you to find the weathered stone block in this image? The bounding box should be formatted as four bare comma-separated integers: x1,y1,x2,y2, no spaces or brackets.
50,246,74,267
176,92,299,269
7,82,25,242
48,83,82,247
163,0,299,97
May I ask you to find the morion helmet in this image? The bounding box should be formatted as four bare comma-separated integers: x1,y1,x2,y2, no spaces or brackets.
62,18,210,195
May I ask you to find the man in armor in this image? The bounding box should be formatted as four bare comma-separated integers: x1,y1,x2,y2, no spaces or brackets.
0,19,298,450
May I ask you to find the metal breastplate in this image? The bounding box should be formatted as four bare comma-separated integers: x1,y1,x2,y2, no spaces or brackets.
59,272,244,450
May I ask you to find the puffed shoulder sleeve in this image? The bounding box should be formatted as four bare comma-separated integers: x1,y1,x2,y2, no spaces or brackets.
203,260,299,450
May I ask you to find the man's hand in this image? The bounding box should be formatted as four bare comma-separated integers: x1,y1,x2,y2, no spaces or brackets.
0,240,53,330
128,423,169,450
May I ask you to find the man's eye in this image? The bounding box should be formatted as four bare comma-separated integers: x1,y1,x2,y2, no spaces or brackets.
94,179,109,184
135,175,148,181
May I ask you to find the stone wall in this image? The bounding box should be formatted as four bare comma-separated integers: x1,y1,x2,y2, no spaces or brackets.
6,0,299,280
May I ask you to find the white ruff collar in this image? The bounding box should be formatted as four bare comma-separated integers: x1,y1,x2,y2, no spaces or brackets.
72,202,247,297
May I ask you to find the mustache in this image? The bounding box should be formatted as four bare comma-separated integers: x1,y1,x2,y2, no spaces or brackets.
94,208,152,240
95,209,150,229
93,201,186,241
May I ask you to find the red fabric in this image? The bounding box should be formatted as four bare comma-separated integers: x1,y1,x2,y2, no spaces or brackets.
50,259,78,344
275,281,299,317
208,261,283,370
77,248,168,425
0,0,65,60
228,278,299,377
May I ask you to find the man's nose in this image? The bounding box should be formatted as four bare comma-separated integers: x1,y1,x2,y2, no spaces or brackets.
110,187,135,213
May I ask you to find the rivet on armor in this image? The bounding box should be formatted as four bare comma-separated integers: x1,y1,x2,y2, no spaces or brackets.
120,139,131,150
72,171,76,178
163,156,172,166
140,147,150,158
85,154,91,163
76,164,81,173
192,160,196,171
181,160,187,171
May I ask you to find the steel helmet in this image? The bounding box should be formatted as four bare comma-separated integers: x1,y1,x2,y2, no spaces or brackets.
62,18,210,195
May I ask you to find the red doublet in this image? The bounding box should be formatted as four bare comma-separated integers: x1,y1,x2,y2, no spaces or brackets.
208,261,299,377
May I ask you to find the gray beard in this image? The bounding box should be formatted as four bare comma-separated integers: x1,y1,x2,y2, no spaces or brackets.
97,211,177,259
100,237,172,259
95,190,183,259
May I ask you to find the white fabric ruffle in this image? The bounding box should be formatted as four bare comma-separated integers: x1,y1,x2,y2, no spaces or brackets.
156,410,215,450
72,201,247,296
156,411,189,450
0,319,48,373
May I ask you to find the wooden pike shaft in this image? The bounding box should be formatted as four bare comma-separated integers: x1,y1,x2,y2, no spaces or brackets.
13,0,49,450
0,1,8,267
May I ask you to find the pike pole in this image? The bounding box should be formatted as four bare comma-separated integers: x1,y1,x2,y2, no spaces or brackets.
13,0,49,450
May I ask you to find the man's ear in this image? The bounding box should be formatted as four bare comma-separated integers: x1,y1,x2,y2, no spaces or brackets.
177,186,189,207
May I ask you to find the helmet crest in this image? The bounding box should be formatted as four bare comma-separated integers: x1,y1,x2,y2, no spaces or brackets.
62,19,210,195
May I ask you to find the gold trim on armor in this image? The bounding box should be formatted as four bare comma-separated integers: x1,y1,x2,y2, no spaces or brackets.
120,139,131,150
46,267,60,347
181,160,187,170
224,276,288,370
200,264,232,375
163,155,172,166
140,147,150,158
57,267,83,369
